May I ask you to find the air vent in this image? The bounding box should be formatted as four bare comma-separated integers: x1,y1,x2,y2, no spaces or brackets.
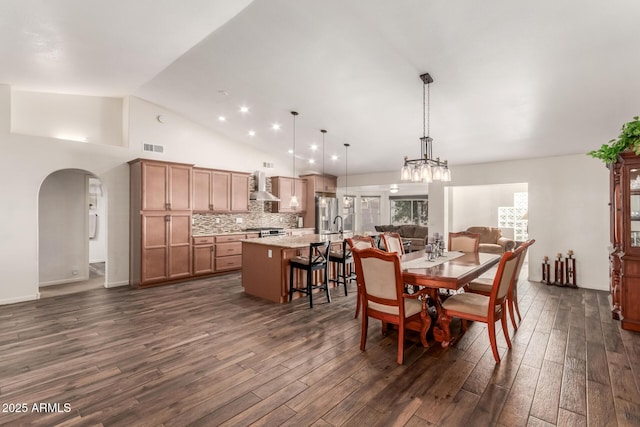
143,143,164,153
263,162,275,169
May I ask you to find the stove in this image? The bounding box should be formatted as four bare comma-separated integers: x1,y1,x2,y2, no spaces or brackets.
245,227,286,238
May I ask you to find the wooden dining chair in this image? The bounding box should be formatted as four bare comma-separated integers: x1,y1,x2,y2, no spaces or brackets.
351,247,430,364
346,236,376,319
381,232,405,255
466,239,535,330
448,231,481,253
440,249,521,363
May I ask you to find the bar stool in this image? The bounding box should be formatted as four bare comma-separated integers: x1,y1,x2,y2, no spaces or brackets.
289,241,331,308
329,239,355,295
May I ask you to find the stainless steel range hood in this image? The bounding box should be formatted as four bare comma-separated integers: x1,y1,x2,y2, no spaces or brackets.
250,171,280,202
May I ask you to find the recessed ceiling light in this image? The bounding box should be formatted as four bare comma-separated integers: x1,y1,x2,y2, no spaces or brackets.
272,123,281,130
248,130,256,136
311,144,318,151
288,149,294,154
218,116,226,122
331,155,338,161
240,106,249,113
309,159,315,164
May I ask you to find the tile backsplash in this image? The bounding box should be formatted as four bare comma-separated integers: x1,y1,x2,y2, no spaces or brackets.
192,175,304,234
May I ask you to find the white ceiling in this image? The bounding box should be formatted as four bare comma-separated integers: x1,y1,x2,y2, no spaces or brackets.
2,0,640,177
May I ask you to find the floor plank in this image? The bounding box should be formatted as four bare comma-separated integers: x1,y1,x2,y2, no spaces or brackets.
0,272,638,426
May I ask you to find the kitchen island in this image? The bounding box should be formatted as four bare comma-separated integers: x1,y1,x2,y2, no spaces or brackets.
241,233,351,303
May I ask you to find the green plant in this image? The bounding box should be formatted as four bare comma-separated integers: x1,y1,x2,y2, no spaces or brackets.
588,116,640,164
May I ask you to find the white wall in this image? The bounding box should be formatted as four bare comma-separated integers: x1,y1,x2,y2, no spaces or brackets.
39,170,89,285
343,155,609,291
0,86,296,305
448,183,528,231
440,156,609,290
11,90,124,146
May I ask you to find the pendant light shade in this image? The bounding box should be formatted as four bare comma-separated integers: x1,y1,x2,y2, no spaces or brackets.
289,111,299,209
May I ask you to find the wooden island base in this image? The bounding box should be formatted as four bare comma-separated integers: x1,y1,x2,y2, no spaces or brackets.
241,234,350,303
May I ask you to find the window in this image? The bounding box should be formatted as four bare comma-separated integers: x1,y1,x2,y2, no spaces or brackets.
498,192,528,241
360,196,381,233
390,195,428,225
342,196,355,231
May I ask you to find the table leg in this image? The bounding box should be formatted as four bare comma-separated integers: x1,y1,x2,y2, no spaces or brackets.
428,289,453,347
420,297,431,348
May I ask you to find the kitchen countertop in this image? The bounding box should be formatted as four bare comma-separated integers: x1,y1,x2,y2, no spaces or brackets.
241,233,353,249
193,228,315,237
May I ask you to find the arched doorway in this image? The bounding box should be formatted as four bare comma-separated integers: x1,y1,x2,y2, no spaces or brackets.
38,169,107,297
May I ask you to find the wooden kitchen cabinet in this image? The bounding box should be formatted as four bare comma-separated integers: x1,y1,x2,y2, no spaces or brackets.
301,173,337,194
140,160,192,211
231,172,250,212
192,236,215,275
200,169,250,213
214,233,257,272
130,159,193,287
193,168,214,212
271,176,307,213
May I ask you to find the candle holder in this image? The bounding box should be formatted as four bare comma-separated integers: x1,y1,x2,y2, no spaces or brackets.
541,256,551,285
554,253,565,286
564,250,577,288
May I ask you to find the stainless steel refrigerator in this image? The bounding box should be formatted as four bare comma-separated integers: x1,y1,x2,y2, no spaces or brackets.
315,195,338,234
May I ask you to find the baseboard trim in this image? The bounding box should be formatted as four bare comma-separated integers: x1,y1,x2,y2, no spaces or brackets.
0,294,39,306
105,281,129,288
39,277,88,287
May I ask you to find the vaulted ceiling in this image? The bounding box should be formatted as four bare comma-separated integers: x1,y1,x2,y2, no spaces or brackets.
2,0,639,176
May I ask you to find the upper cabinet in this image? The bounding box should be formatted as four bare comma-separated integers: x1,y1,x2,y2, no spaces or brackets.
271,176,307,213
301,174,337,194
230,172,250,212
193,168,249,213
139,160,192,211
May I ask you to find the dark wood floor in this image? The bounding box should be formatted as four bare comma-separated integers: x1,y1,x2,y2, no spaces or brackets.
1,271,639,426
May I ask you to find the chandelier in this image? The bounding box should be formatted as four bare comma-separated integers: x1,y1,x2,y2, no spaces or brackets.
400,73,451,183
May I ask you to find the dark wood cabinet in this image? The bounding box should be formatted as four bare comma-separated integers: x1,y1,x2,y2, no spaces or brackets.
609,151,640,331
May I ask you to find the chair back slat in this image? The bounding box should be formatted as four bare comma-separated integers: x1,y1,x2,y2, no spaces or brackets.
492,251,520,302
308,241,330,265
347,235,375,251
513,239,535,282
352,248,404,316
448,231,480,253
381,232,404,254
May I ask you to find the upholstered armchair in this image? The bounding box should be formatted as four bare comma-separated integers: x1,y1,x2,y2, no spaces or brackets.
465,226,515,254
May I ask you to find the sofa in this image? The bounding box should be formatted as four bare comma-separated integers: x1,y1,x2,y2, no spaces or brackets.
465,226,515,254
374,224,429,251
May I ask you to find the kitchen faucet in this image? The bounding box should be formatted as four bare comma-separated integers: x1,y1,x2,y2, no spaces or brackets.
333,215,343,235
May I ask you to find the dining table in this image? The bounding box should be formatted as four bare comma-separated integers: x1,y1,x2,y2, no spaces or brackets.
400,250,501,347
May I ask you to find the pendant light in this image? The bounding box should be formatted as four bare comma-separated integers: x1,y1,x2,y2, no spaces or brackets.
319,129,328,208
400,72,451,183
289,111,299,209
343,143,351,208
